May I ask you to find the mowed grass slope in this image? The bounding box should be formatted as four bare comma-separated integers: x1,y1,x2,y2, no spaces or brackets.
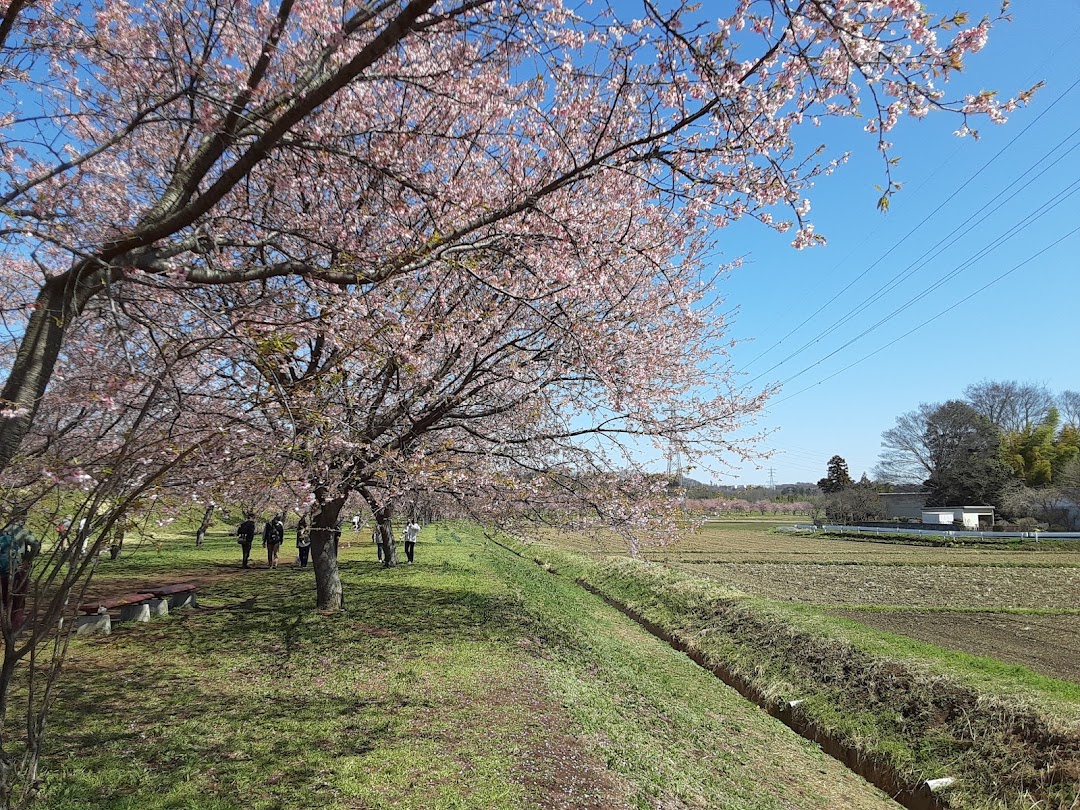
35,524,895,810
529,521,1080,808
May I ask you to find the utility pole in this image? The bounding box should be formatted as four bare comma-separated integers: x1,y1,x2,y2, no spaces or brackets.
768,467,776,495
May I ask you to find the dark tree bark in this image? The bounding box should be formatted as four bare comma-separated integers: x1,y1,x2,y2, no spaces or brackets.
0,0,441,476
310,495,346,611
109,516,127,560
194,504,215,547
0,274,98,472
376,502,397,567
360,488,397,567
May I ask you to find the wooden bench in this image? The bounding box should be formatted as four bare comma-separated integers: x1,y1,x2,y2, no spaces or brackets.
144,583,198,610
73,584,199,637
76,592,155,634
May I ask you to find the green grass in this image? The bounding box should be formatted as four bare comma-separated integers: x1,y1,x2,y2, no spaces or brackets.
479,533,894,810
774,602,1080,707
506,537,1080,810
45,528,541,810
28,523,898,810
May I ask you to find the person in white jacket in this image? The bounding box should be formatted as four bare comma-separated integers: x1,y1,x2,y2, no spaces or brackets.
403,520,420,564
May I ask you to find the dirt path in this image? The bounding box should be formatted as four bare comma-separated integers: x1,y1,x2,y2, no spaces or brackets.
832,609,1080,683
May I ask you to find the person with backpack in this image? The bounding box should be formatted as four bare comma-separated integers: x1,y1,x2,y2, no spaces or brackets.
0,517,40,632
296,514,311,568
236,515,256,568
262,515,284,569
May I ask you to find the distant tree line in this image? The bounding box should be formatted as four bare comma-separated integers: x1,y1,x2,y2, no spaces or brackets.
871,381,1080,529
810,456,882,523
676,476,819,507
688,498,815,517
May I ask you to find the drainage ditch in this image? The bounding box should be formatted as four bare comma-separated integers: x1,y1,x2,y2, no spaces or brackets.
484,536,949,810
577,580,947,810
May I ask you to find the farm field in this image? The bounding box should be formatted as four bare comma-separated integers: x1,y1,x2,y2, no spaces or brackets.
831,610,1080,683
648,524,1080,566
671,561,1080,610
637,523,1080,684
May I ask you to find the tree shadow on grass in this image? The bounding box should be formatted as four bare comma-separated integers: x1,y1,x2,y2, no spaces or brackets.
35,539,648,810
46,594,446,808
39,548,541,808
44,668,398,810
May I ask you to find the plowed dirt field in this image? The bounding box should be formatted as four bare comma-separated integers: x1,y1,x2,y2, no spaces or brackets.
672,561,1080,610
651,525,1080,684
830,609,1080,682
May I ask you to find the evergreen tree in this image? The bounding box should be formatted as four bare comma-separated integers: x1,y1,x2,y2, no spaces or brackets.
817,456,853,493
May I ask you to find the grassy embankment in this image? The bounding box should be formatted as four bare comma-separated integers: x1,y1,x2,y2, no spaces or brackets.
516,526,1080,810
32,523,896,810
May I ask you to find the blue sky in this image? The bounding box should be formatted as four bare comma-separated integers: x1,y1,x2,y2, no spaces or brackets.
702,1,1080,487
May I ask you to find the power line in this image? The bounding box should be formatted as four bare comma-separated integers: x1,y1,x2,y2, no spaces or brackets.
770,224,1080,406
738,74,1080,377
746,124,1080,386
772,177,1080,389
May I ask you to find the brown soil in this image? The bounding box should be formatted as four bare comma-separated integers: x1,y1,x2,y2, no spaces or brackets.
678,561,1080,610
511,696,632,810
416,657,633,810
832,609,1080,684
648,525,1080,566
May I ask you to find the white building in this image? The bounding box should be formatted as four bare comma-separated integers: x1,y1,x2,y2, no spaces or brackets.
920,506,995,530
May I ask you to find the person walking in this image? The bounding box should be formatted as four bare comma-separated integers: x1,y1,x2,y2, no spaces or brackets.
372,524,382,562
236,514,256,568
0,516,39,632
403,520,419,564
262,515,284,569
296,514,311,568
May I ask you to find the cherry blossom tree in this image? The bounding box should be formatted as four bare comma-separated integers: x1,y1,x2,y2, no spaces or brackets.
212,231,764,606
0,305,273,806
0,0,1033,480
0,2,1039,799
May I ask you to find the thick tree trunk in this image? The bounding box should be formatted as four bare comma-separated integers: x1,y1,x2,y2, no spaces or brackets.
359,488,399,568
194,505,214,547
310,496,346,611
376,503,397,567
0,279,85,473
